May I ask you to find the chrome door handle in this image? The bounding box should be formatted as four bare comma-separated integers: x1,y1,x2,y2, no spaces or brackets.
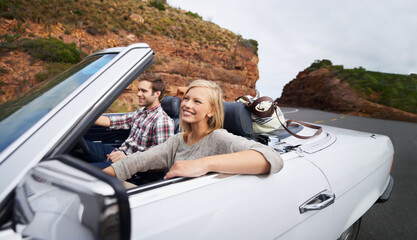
299,190,335,214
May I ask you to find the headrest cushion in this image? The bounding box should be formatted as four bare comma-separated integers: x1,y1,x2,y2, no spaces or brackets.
223,102,253,136
161,96,181,118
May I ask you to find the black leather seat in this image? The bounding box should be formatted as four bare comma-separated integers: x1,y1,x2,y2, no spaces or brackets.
161,96,181,133
223,102,253,137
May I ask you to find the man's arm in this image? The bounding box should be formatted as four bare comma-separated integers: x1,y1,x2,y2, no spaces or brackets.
95,115,111,127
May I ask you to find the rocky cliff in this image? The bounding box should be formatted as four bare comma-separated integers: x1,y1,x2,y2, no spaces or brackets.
0,18,258,110
279,68,417,122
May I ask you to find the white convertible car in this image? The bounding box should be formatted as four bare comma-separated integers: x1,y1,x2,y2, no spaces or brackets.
0,43,394,240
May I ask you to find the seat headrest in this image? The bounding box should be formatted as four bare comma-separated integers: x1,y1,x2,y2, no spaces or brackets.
223,102,253,137
161,96,181,119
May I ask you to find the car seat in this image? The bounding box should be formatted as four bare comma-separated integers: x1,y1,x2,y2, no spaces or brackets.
161,96,181,133
222,102,253,137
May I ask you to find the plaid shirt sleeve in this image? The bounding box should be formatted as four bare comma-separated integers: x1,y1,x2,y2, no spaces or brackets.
108,112,136,130
152,115,175,145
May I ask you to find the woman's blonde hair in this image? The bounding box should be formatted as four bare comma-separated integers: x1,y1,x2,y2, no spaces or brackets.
180,80,224,134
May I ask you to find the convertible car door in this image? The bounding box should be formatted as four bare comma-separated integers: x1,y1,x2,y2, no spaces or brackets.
127,154,336,239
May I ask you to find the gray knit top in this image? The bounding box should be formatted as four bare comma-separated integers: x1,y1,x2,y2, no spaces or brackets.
111,129,283,181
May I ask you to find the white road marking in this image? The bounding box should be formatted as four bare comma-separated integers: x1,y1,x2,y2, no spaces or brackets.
282,108,299,114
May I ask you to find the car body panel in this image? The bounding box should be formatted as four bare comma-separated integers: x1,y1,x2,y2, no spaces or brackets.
128,156,334,239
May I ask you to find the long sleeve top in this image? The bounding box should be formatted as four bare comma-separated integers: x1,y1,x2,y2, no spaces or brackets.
111,129,284,181
108,104,174,154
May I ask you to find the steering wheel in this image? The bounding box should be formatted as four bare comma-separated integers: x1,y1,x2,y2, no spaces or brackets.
76,137,91,155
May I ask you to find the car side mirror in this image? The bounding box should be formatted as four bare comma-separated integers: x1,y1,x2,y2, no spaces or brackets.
13,155,130,240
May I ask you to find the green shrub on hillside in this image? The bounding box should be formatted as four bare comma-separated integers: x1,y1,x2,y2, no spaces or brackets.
307,59,333,71
343,69,417,114
21,37,80,63
0,34,20,51
307,59,417,114
185,11,202,20
150,0,166,11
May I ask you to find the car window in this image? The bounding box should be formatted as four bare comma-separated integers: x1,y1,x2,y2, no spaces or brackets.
0,54,117,153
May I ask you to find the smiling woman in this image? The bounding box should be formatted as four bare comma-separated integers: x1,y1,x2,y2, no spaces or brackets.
103,79,284,180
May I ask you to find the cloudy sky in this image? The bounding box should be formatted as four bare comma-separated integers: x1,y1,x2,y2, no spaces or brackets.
167,0,417,99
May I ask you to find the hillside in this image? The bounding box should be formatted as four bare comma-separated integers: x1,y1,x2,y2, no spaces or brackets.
1,1,415,122
0,0,259,111
279,60,417,123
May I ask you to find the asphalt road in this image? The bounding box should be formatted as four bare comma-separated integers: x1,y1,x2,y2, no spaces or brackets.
282,107,417,240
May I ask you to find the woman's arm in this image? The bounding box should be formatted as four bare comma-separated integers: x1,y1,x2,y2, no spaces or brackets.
164,150,270,179
103,165,116,176
104,134,180,180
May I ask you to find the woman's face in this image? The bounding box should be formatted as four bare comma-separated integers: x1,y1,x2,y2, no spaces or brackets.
181,87,214,125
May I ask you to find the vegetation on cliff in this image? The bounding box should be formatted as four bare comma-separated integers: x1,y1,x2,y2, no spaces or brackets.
0,35,80,82
0,0,258,52
307,59,417,114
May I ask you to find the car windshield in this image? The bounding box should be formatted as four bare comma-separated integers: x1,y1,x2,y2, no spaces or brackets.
0,54,117,153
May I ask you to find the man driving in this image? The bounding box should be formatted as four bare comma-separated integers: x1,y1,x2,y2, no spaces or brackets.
85,78,175,168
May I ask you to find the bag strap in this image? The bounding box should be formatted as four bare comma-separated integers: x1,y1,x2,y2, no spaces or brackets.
235,96,276,118
274,106,323,139
235,96,252,103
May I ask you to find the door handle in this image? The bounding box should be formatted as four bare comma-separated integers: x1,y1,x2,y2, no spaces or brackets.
299,190,335,214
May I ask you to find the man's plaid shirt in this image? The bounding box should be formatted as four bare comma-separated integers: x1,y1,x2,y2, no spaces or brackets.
108,104,175,154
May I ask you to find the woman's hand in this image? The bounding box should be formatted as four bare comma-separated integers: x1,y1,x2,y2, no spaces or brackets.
164,159,209,179
107,151,126,163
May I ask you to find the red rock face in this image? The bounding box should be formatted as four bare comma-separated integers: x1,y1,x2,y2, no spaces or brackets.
279,69,417,123
0,20,258,108
0,52,45,103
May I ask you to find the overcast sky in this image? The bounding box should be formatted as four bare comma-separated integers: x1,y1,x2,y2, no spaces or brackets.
167,0,417,99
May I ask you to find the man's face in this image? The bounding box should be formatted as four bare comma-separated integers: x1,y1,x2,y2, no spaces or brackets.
137,80,160,109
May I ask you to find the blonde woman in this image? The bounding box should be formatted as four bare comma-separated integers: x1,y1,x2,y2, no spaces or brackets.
103,80,283,180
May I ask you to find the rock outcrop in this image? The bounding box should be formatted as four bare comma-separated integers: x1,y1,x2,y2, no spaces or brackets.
279,68,417,122
0,19,258,110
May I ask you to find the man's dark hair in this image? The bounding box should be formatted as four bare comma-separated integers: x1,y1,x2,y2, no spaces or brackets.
140,78,166,101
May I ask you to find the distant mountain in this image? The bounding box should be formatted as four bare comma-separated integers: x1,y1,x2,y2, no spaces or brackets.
279,60,417,123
